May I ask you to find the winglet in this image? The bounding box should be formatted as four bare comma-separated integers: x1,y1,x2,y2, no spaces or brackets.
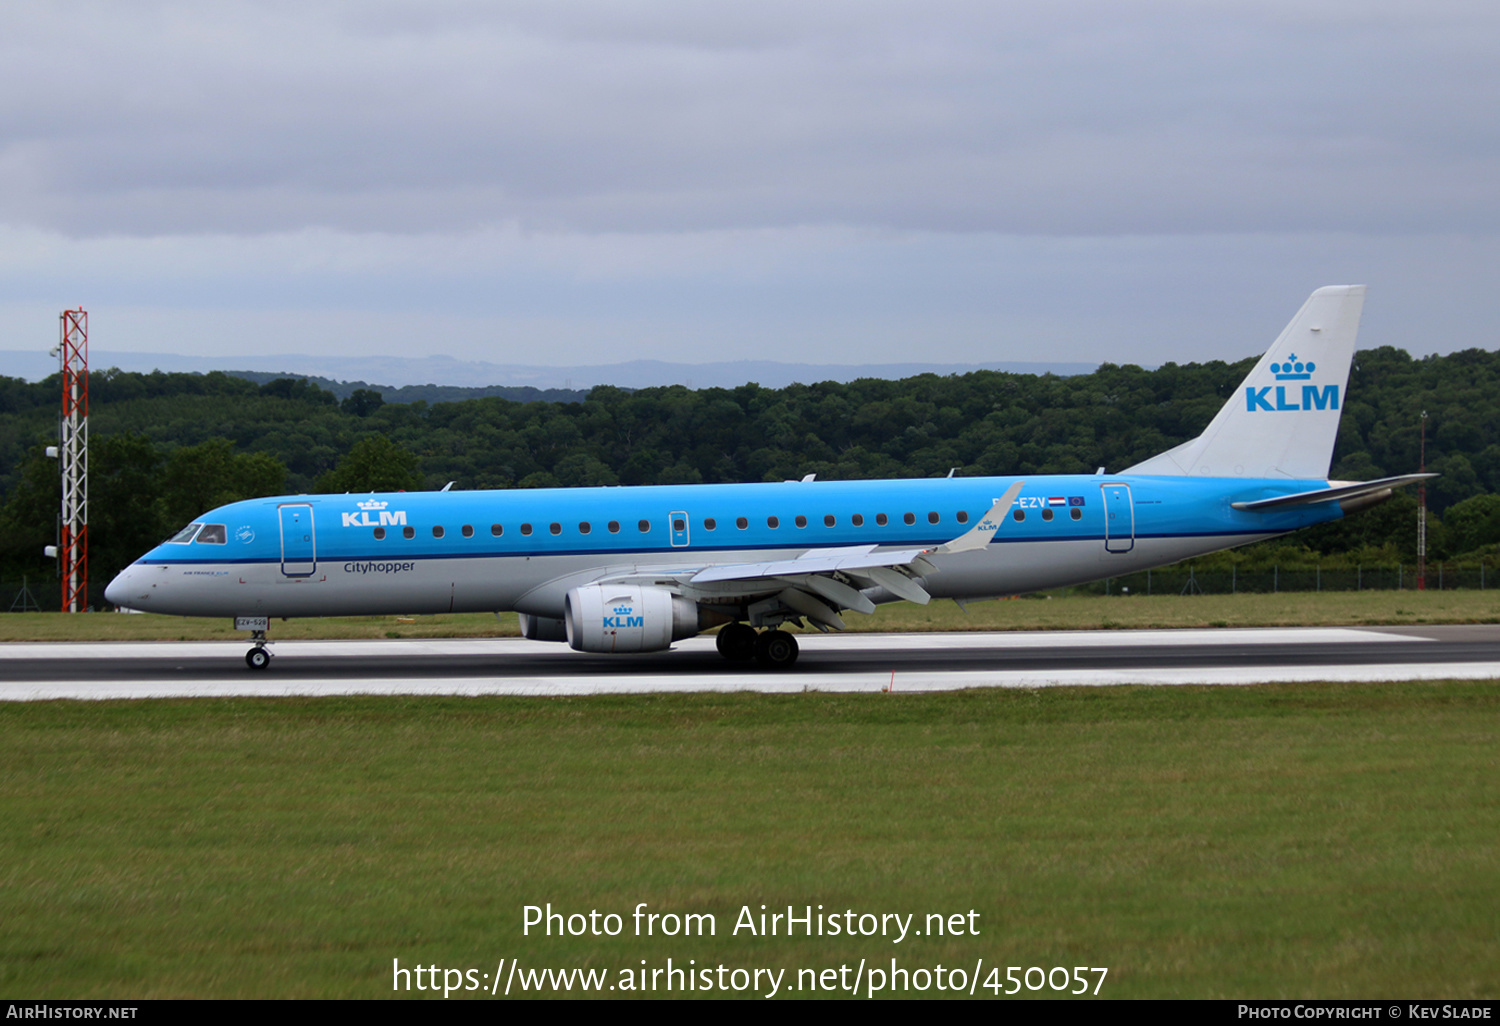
939,481,1024,554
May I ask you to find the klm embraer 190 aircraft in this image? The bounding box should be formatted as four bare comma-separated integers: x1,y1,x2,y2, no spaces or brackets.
105,286,1428,671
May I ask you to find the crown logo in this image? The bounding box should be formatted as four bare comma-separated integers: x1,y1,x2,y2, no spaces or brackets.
357,500,389,511
1270,355,1315,381
613,605,634,615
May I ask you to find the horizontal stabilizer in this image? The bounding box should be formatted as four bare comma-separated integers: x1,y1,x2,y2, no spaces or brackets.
1231,474,1435,511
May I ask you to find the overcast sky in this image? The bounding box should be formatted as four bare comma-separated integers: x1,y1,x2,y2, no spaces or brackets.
2,0,1497,372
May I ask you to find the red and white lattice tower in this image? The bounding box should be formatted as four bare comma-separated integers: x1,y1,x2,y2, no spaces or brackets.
59,308,89,612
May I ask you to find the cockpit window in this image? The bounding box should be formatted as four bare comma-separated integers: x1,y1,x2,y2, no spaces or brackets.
168,523,203,544
196,524,227,544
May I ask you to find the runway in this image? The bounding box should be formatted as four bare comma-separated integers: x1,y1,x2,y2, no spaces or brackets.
3,625,1500,699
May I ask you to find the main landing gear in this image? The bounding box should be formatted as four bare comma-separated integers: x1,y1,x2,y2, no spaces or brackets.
716,622,799,670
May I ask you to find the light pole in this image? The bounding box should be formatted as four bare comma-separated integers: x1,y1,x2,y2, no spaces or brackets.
1417,410,1427,591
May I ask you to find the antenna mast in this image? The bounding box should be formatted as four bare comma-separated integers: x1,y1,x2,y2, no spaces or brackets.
59,308,89,612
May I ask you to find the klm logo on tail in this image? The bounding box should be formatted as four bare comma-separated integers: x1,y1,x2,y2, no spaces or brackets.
1245,354,1339,413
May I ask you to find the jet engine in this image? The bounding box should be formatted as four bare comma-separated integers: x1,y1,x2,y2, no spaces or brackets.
563,584,703,653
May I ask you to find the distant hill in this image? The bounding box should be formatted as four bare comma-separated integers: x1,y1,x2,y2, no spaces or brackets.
223,372,592,404
0,350,1099,393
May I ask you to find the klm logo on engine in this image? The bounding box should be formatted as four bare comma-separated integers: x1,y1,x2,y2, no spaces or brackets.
1245,354,1339,413
341,499,408,528
603,604,643,629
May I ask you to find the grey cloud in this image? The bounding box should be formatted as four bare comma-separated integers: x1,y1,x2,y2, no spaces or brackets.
1,1,1498,237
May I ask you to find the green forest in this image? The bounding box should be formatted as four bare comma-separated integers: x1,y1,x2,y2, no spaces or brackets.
5,343,1500,607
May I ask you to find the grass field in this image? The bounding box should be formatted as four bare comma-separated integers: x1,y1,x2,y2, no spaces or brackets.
6,589,1500,642
2,685,1497,999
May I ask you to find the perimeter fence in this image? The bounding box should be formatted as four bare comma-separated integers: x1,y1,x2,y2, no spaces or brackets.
1092,561,1498,596
3,576,60,612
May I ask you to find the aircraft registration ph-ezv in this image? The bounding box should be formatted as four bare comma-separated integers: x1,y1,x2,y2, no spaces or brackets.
105,286,1430,671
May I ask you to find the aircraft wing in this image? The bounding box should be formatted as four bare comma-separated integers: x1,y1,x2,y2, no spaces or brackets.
596,483,1025,631
691,482,1022,585
689,545,936,584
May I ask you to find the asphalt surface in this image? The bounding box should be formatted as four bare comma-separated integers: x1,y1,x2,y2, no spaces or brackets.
3,625,1499,698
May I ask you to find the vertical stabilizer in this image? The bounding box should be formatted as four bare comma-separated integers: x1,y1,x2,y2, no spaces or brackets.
1124,285,1365,480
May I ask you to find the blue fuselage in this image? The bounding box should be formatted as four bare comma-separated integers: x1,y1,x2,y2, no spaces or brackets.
104,474,1340,620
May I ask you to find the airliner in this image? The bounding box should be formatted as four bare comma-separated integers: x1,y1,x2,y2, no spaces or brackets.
104,286,1428,670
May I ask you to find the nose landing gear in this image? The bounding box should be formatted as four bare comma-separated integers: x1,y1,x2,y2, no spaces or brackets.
245,629,272,671
235,617,274,671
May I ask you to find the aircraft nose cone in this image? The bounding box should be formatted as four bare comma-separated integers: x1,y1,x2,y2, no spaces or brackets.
104,566,141,609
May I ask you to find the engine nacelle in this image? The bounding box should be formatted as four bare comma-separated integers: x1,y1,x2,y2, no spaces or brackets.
564,585,702,653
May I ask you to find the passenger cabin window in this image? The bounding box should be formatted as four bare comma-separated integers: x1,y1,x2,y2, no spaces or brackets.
374,527,387,540
673,517,686,531
608,521,621,533
736,517,748,530
462,524,474,538
196,524,227,544
521,523,533,536
550,523,562,535
491,524,503,536
1070,508,1083,521
432,525,445,538
1013,509,1026,522
704,518,717,530
767,516,780,529
638,520,651,533
956,511,969,524
824,515,836,527
168,523,203,544
903,512,916,525
927,512,940,525
1042,508,1054,522
579,522,591,534
852,514,864,527
403,526,415,539
875,513,888,526
795,515,807,528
